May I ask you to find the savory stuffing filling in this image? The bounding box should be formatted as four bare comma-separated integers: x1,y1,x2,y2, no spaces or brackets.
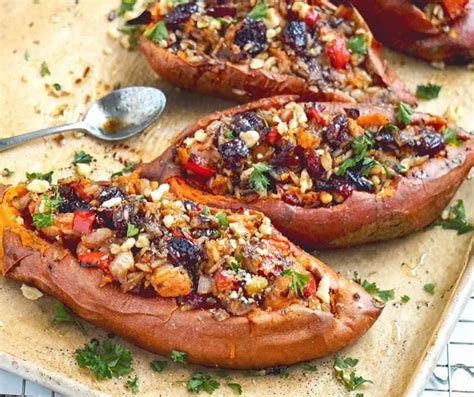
176,101,460,208
414,0,468,31
8,174,332,318
137,0,396,103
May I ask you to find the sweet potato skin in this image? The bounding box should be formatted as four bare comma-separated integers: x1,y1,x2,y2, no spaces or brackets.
139,96,474,249
341,0,474,63
138,1,415,104
0,186,382,369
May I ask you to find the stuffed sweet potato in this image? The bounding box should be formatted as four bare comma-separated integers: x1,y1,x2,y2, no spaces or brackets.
139,95,474,249
0,174,382,369
338,0,474,63
135,0,414,104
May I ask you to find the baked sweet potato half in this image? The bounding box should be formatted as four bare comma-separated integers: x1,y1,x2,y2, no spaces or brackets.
139,95,474,249
337,0,474,63
0,174,382,369
135,0,415,104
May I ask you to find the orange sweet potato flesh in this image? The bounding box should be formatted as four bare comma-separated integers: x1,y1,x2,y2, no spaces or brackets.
0,185,382,369
339,0,474,63
138,0,415,104
139,95,474,249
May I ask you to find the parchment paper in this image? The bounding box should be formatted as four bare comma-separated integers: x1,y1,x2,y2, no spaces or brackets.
0,1,473,396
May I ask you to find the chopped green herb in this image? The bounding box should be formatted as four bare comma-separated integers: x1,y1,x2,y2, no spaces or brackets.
359,279,395,302
442,127,462,146
347,34,367,55
24,50,30,61
278,367,290,378
431,200,473,234
126,223,139,237
352,131,374,158
249,163,272,192
150,360,167,372
356,394,364,397
118,25,141,49
32,213,53,228
215,212,229,227
75,338,133,380
423,283,436,295
335,132,377,176
248,0,268,20
224,131,234,139
53,303,87,334
401,295,410,303
227,382,242,395
2,168,14,177
127,376,139,393
416,83,442,100
42,187,62,213
53,83,61,91
334,357,373,391
299,362,317,371
135,195,145,202
72,150,93,165
170,350,187,364
200,205,211,216
26,171,53,183
40,61,51,77
396,101,413,125
143,20,168,43
283,269,309,295
335,157,358,176
112,162,136,177
187,371,220,394
230,261,241,271
118,0,136,16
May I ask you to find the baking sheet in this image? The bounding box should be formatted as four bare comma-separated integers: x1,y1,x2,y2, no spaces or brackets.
0,1,473,396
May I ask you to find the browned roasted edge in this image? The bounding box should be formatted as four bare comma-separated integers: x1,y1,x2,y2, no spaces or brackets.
341,0,474,63
0,184,382,369
138,0,415,104
139,96,474,249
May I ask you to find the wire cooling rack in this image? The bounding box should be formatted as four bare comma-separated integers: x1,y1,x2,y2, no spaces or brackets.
1,295,473,397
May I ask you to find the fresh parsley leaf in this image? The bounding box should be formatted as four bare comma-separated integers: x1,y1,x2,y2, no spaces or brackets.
53,83,61,91
227,382,242,395
432,200,474,234
26,171,53,183
32,213,53,228
401,295,410,303
442,127,462,146
356,394,364,397
416,83,441,100
53,303,87,334
170,350,187,364
143,20,168,43
187,371,220,394
282,268,292,276
118,25,141,48
278,367,290,378
75,338,133,380
249,163,272,192
40,61,51,77
150,360,167,372
2,168,14,177
24,50,30,61
299,362,317,371
42,186,62,213
118,0,136,16
334,357,373,391
335,157,358,176
248,0,268,20
126,223,139,237
201,205,211,216
423,283,436,295
284,269,309,295
224,131,234,139
230,261,241,271
127,375,139,393
396,101,413,125
360,279,395,302
335,132,375,176
73,150,93,165
352,131,374,157
347,34,367,55
215,212,229,227
112,162,136,177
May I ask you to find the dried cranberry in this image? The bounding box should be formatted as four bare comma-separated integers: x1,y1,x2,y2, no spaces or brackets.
281,192,301,206
218,138,250,168
231,111,264,134
282,21,307,55
233,18,267,56
206,5,236,17
413,129,446,156
94,209,114,229
165,2,198,27
344,108,360,119
167,237,201,284
376,125,398,150
323,114,349,148
330,177,353,198
126,10,152,25
98,186,124,204
346,170,374,192
57,185,89,213
180,293,218,310
296,147,325,180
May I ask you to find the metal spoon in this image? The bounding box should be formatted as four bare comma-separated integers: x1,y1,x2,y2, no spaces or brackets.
0,86,166,152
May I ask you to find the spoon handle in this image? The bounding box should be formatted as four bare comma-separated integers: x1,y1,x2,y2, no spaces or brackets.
0,122,89,152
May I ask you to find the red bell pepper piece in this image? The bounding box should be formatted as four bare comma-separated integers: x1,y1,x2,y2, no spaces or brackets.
325,36,351,69
265,127,281,145
73,210,96,233
78,252,111,269
307,107,327,126
185,155,216,178
303,273,317,297
304,8,319,26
